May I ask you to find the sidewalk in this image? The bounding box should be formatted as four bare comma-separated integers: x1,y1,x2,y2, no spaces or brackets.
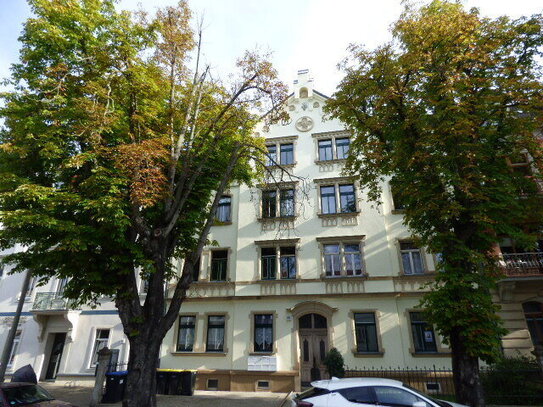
41,383,290,407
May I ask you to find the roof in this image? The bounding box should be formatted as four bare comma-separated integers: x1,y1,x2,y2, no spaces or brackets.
311,377,403,390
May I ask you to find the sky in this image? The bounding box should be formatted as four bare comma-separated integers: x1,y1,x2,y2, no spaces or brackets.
0,0,542,96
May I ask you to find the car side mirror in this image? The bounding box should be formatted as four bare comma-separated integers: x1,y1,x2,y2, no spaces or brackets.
413,402,427,407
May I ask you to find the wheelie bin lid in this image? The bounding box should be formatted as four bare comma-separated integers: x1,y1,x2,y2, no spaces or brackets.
106,370,128,376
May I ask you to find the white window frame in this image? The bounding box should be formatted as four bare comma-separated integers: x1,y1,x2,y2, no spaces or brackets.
399,241,426,275
264,136,298,167
89,328,111,368
314,177,359,216
259,184,297,220
317,237,366,278
255,239,300,281
312,130,351,163
7,330,22,369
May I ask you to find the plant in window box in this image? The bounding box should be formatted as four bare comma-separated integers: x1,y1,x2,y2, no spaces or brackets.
323,347,345,378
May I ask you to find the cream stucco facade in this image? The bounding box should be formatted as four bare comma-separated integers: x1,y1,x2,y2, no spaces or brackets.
1,70,542,392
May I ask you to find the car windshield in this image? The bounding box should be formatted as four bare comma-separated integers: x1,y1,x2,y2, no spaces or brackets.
403,384,451,407
3,384,54,406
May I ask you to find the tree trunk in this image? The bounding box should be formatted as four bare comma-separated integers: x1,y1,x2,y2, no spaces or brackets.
122,334,162,407
450,328,486,407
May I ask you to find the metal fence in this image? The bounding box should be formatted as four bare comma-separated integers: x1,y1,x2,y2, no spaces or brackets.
345,365,543,406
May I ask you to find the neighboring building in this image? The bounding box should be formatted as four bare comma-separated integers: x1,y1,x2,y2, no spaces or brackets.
0,70,542,391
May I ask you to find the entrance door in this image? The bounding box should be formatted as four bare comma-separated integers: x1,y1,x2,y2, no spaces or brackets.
45,333,66,380
299,313,329,386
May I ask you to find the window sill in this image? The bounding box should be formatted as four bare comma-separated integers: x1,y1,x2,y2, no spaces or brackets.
315,158,347,165
258,278,298,283
257,216,297,222
265,163,297,169
322,274,368,280
391,209,406,215
212,221,233,226
411,351,451,357
317,211,360,218
171,351,228,356
249,351,276,356
352,351,384,358
400,272,435,277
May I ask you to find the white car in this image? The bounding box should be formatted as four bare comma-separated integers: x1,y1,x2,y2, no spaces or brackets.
290,377,468,407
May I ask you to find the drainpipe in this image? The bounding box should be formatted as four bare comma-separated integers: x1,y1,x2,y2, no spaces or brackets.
0,270,32,382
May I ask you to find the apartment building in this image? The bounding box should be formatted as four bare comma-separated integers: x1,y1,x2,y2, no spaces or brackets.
0,70,541,392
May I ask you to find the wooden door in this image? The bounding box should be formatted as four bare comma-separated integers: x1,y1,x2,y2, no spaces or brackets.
298,313,329,386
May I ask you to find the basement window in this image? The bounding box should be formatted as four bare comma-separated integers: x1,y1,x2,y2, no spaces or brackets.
257,380,270,390
207,379,219,390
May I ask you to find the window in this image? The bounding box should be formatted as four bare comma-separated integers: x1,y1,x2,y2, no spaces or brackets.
354,313,379,353
8,331,21,368
210,250,228,282
374,386,430,407
314,134,351,162
254,314,273,353
266,139,297,167
319,183,357,214
260,246,297,280
322,242,364,277
335,138,350,159
262,190,277,218
192,257,200,282
339,185,356,213
410,312,437,353
320,186,337,214
337,386,375,404
280,189,295,217
206,315,225,352
266,145,277,166
91,329,110,366
400,242,425,275
261,187,296,219
318,139,333,161
215,196,231,223
25,276,37,300
261,248,276,280
280,143,294,165
523,302,543,346
391,185,406,211
177,316,196,352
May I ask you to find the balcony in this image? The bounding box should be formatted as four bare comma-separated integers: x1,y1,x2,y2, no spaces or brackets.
501,253,543,277
31,292,71,312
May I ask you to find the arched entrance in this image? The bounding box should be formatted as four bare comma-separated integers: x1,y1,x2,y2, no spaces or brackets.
299,313,328,385
288,301,337,387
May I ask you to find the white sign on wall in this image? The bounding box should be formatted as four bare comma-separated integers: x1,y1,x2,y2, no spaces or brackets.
248,355,277,371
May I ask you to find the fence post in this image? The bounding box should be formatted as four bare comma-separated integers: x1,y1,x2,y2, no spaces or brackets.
90,347,112,407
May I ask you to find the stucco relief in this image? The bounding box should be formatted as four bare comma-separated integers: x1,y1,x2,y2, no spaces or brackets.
295,116,314,132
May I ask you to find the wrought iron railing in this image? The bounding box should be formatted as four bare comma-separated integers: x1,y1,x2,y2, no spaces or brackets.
501,252,543,277
31,292,70,311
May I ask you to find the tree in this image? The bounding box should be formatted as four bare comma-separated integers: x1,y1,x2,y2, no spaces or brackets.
0,1,287,406
325,2,543,406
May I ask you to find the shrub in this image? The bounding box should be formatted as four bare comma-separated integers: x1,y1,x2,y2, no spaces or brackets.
481,355,543,405
323,347,345,378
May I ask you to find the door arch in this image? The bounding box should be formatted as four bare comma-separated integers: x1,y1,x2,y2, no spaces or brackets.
288,302,337,387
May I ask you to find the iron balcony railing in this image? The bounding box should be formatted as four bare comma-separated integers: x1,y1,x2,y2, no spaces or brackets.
501,252,543,277
31,292,71,311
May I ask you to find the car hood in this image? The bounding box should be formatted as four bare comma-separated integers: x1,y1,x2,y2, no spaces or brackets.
29,401,75,407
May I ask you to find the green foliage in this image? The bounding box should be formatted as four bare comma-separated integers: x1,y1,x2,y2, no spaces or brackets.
323,347,345,378
326,0,543,364
481,355,543,405
0,0,286,309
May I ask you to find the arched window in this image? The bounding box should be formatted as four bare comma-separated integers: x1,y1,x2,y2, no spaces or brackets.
299,87,308,98
523,301,543,346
